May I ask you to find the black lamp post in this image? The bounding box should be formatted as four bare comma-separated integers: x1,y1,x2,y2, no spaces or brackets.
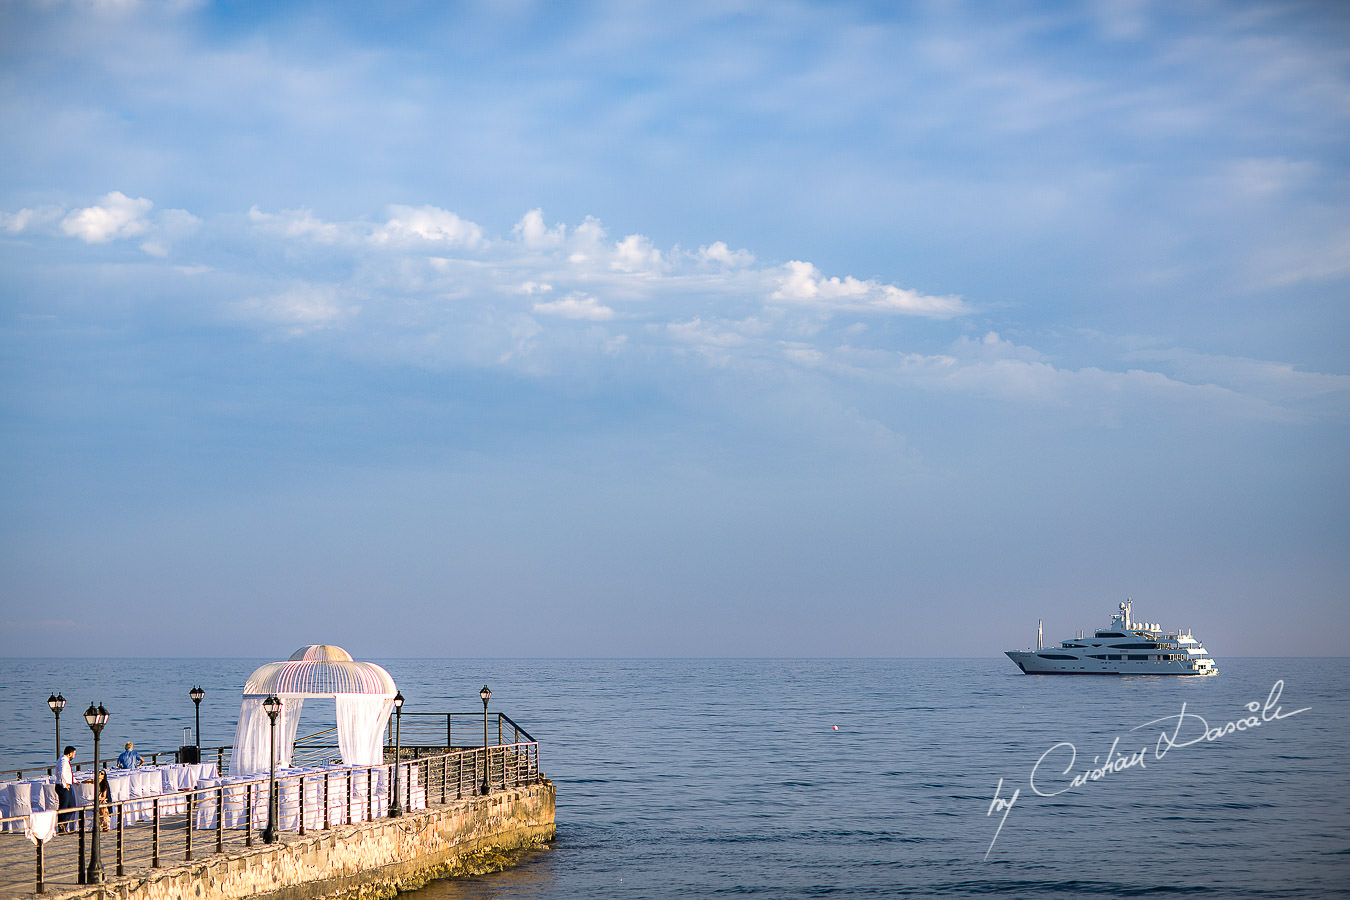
84,702,109,885
189,686,205,752
262,695,282,844
47,693,65,762
479,685,491,795
389,691,405,817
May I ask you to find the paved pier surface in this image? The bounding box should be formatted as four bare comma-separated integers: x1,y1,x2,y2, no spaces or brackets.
0,782,555,900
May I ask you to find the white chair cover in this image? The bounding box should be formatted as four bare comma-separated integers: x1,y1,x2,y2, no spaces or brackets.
157,769,186,815
105,772,134,824
322,770,349,825
6,783,33,817
222,778,253,828
128,770,162,822
194,778,221,829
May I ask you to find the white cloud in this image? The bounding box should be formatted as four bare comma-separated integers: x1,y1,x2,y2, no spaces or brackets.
513,209,566,248
951,331,1046,363
141,207,202,257
771,260,968,319
0,206,63,234
1124,348,1350,410
533,293,615,320
249,206,346,243
373,205,485,247
2,195,196,256
61,191,153,243
9,197,1343,425
668,317,737,345
565,217,608,264
611,233,662,273
233,283,350,335
697,241,754,267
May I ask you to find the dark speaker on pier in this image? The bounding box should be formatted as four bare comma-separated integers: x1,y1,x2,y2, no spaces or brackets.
179,745,200,764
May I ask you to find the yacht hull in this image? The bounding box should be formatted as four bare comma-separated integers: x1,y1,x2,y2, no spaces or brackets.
1005,650,1217,676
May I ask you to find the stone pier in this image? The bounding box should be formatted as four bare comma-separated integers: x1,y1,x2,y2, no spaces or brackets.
1,781,554,900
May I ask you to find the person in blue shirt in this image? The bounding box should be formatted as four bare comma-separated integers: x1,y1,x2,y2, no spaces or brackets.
116,741,142,768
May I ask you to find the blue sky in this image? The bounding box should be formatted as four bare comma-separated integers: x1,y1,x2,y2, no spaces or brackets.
1,0,1346,658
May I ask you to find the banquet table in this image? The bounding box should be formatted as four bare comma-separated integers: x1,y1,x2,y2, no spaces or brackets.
3,762,420,834
0,779,59,830
187,762,426,831
69,763,221,824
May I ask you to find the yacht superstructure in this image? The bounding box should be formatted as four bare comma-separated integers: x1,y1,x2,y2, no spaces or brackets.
1005,599,1217,676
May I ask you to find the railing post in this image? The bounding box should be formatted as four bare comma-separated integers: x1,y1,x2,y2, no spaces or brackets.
366,769,373,821
347,770,353,825
245,784,253,848
35,838,45,894
298,775,306,836
217,785,225,852
446,714,452,749
117,802,125,876
185,791,194,861
324,773,330,830
77,809,86,884
153,799,161,867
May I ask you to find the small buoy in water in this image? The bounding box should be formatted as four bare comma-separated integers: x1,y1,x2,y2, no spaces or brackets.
832,725,838,731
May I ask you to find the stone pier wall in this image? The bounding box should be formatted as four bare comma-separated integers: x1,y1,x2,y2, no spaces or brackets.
52,781,554,900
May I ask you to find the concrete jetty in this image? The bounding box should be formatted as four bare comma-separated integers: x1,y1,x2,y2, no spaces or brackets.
0,780,554,900
4,651,554,898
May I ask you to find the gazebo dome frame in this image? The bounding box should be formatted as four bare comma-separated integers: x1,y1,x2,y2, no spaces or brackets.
230,644,398,775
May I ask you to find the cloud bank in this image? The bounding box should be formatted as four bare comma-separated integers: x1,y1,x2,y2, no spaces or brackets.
3,195,1345,427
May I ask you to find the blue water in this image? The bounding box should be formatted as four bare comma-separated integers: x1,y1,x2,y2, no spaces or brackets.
2,658,1346,897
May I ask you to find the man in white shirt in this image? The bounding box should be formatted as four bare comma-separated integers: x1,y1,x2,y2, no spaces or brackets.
55,745,77,833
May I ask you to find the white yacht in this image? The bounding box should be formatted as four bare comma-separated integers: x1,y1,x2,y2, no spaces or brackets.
1005,599,1217,676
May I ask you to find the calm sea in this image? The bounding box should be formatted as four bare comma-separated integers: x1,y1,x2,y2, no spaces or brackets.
1,658,1346,898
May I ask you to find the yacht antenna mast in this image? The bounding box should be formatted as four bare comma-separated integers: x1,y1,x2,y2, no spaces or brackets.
1037,618,1042,650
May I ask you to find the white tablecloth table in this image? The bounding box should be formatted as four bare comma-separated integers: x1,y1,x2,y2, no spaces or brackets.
180,763,421,832
0,780,59,830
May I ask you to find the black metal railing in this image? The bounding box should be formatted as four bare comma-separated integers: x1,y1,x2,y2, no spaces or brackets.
7,712,534,783
0,740,542,898
6,746,233,784
386,712,536,751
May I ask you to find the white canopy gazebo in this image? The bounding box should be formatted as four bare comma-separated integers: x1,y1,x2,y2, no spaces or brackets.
230,645,397,775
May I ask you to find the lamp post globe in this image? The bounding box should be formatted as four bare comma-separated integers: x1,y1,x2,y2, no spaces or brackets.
479,686,491,795
261,695,283,844
389,691,405,817
189,686,205,751
47,693,66,762
84,702,109,885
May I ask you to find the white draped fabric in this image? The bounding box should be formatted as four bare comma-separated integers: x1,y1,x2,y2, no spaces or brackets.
336,695,395,766
25,810,57,845
230,697,305,775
